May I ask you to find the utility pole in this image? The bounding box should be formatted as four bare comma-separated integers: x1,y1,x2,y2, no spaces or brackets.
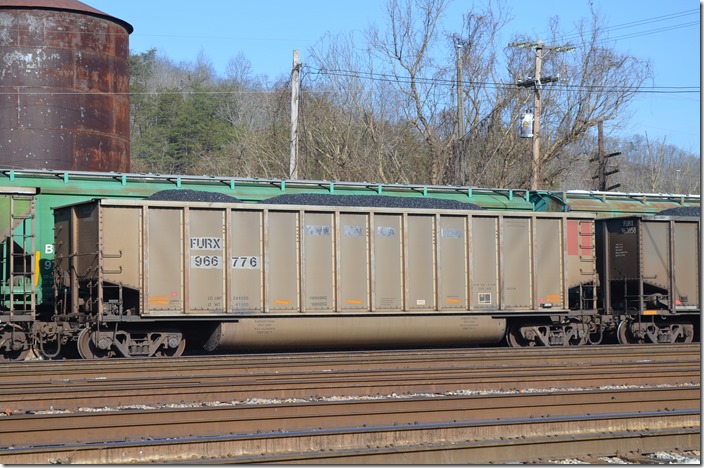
590,120,621,191
509,40,573,190
455,37,466,185
289,50,300,179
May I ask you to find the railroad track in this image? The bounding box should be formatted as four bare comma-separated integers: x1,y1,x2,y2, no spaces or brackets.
0,344,699,463
1,344,699,413
6,344,700,381
0,388,698,464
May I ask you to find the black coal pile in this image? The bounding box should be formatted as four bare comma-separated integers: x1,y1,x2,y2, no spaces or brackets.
657,207,700,217
146,189,240,203
259,193,483,210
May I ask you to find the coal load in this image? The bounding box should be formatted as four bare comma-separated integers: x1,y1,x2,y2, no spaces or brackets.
146,189,240,203
259,193,483,210
656,207,700,217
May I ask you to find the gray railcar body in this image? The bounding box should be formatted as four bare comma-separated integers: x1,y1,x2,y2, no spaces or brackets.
52,199,598,356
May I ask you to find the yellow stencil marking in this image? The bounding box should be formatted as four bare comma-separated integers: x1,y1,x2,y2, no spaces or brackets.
34,251,41,286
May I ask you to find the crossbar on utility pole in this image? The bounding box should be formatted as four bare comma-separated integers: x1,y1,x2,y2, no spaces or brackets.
591,120,621,191
509,40,573,190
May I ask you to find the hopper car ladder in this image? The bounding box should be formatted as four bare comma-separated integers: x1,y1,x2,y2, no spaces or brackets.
0,194,36,320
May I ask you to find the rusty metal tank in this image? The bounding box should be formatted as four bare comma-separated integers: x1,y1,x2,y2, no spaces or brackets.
0,0,132,172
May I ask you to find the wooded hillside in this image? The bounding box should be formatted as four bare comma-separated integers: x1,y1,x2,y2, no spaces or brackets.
128,0,700,194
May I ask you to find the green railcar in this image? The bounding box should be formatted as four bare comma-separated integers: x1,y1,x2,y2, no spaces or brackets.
0,169,534,314
531,190,700,217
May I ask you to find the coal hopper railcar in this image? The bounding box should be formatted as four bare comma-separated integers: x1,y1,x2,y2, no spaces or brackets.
596,214,700,344
45,198,599,358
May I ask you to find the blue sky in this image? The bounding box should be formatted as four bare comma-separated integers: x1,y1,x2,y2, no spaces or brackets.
89,0,700,154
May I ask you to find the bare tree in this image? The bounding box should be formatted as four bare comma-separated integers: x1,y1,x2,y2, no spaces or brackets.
366,0,454,184
306,0,651,189
131,0,663,192
613,133,701,194
453,2,520,187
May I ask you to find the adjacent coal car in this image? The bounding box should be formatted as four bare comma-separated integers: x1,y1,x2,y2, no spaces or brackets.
45,198,599,358
596,215,700,344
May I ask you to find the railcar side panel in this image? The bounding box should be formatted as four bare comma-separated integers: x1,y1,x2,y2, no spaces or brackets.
146,208,183,313
231,210,263,313
100,206,141,321
303,211,335,311
407,215,436,310
438,215,467,309
75,203,99,284
101,207,141,291
641,221,670,297
188,209,226,312
339,213,369,311
673,221,699,309
470,216,499,310
535,218,564,308
265,211,299,312
502,217,532,309
373,214,403,311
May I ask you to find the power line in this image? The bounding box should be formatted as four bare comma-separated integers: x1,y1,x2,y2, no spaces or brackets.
597,9,697,32
555,8,698,43
603,21,699,42
305,67,699,95
0,69,696,98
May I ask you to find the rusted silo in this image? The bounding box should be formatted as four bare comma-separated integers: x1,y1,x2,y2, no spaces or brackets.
0,0,132,172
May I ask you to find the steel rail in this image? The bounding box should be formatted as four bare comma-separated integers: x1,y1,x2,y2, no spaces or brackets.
0,387,698,450
0,361,698,413
2,344,699,383
0,410,698,464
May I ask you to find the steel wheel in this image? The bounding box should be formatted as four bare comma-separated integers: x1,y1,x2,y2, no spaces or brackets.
617,320,646,345
0,327,30,361
77,327,115,359
0,346,30,361
154,334,186,357
506,323,536,347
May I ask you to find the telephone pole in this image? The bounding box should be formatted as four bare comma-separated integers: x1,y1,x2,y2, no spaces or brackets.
590,120,621,191
289,50,300,179
509,40,573,190
454,36,466,185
